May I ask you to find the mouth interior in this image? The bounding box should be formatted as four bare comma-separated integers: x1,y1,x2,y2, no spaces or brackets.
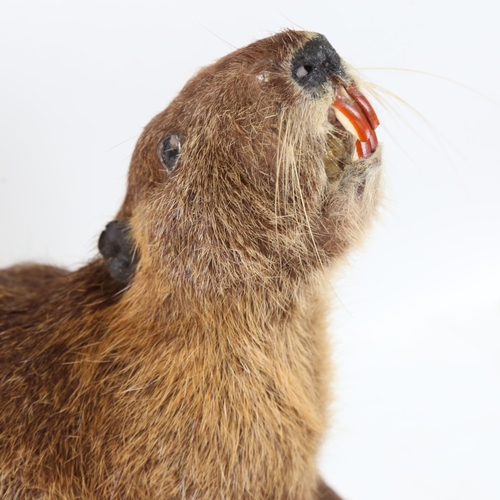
327,85,380,162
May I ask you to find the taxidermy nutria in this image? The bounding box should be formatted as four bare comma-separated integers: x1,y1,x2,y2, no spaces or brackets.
0,30,382,499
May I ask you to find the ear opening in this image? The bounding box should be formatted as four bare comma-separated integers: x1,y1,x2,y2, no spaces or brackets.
98,220,137,284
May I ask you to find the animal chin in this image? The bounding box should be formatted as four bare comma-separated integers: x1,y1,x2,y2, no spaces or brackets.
324,84,380,176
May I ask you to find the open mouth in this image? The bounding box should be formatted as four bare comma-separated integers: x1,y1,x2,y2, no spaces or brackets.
328,85,380,161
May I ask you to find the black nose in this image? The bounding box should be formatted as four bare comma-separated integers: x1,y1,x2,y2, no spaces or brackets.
291,34,344,93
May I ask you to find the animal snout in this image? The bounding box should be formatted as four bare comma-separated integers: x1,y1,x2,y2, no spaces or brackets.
291,34,344,93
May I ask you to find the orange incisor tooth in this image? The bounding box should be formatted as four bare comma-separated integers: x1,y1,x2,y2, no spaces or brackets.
355,140,372,159
368,128,378,152
346,85,380,130
333,96,372,143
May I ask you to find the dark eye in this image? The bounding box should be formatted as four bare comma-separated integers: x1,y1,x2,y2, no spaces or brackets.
159,133,182,171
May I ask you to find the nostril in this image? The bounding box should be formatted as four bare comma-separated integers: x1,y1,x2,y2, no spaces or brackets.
295,64,314,79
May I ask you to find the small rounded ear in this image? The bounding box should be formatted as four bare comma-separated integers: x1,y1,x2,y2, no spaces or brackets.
98,220,137,284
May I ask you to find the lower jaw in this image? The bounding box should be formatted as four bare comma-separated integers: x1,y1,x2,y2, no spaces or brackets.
323,137,355,179
323,142,381,189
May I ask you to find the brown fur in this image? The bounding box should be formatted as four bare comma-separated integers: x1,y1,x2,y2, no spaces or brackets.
0,30,382,498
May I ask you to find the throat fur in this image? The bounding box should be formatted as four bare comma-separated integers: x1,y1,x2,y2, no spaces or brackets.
97,282,331,499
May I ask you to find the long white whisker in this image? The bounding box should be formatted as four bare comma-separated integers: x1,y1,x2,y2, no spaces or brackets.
366,82,466,167
359,67,500,107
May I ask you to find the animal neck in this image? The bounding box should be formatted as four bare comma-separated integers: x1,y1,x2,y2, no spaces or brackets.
92,269,331,498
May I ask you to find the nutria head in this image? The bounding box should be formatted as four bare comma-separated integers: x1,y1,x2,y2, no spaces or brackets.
102,30,382,297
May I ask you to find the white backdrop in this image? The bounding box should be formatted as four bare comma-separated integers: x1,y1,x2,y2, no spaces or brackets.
1,1,499,499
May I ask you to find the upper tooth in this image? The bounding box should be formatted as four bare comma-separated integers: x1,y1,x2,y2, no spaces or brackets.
346,85,380,130
332,104,362,141
332,95,372,143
